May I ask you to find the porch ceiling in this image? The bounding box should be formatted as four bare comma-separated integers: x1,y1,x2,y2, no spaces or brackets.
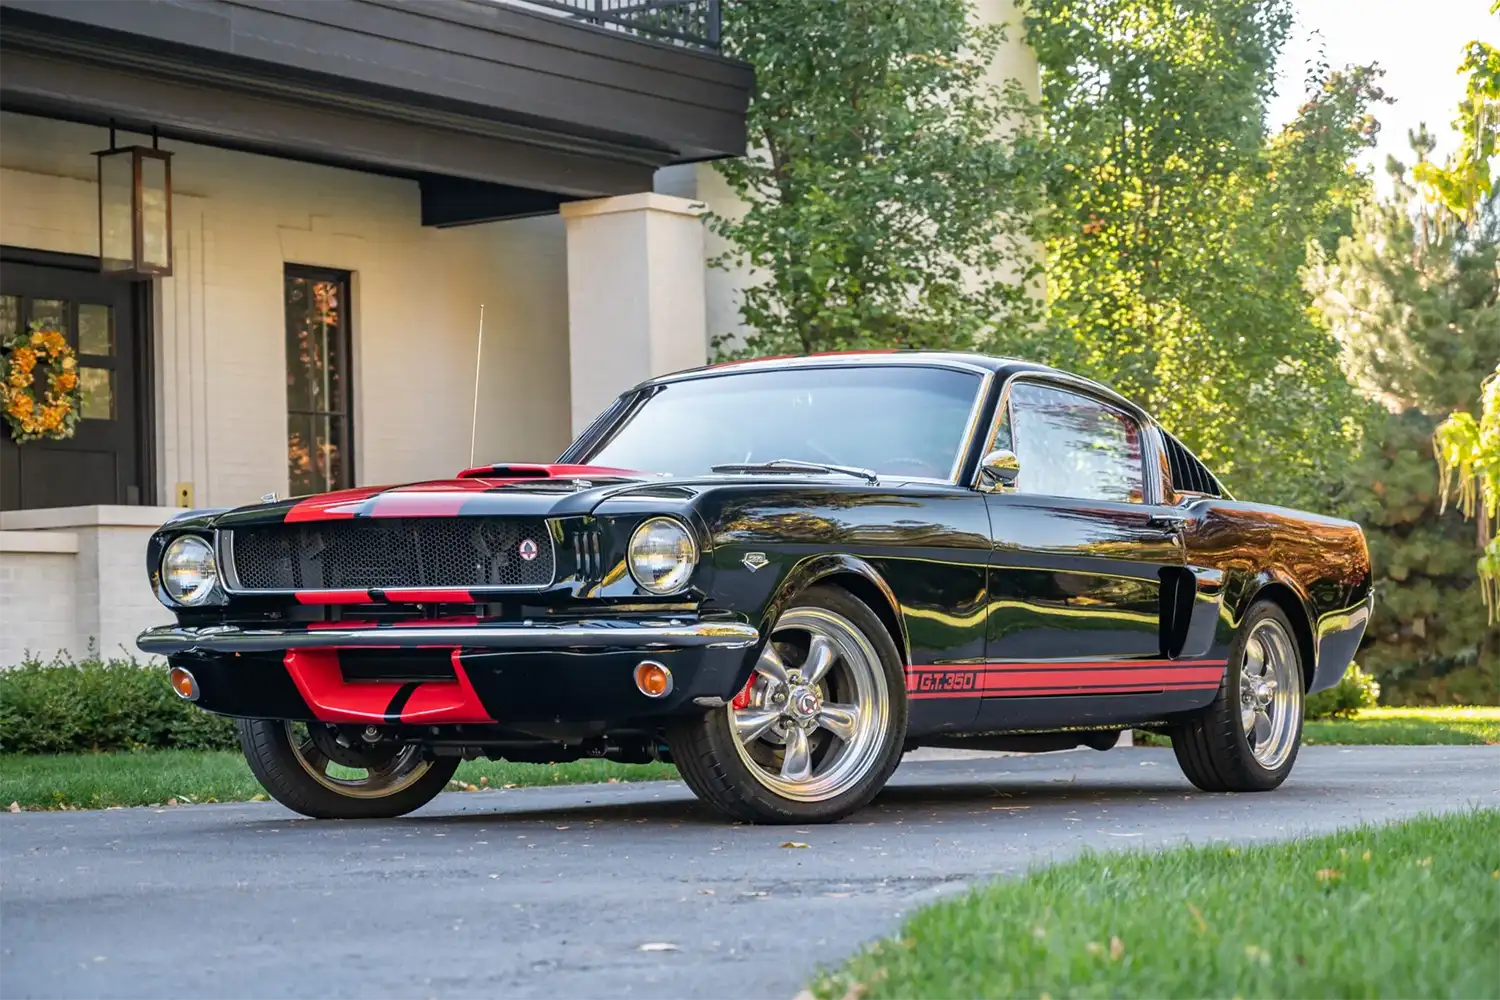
0,0,751,224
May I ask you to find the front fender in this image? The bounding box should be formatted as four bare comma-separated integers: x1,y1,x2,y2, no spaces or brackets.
760,553,908,657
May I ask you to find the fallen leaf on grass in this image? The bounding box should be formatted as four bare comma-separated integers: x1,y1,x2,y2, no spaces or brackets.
1109,936,1124,961
780,841,810,849
7,801,19,813
638,942,678,952
1315,868,1342,882
249,794,268,802
166,798,178,807
1186,901,1208,933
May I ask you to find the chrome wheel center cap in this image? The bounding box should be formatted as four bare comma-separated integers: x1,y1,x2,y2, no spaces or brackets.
787,685,821,721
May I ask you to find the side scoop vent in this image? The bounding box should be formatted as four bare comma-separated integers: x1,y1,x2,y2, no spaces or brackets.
572,528,603,583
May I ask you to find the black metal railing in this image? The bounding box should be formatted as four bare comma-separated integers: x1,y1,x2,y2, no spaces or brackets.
507,0,721,51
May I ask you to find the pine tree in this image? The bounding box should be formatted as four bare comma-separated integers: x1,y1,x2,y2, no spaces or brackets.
1310,151,1500,704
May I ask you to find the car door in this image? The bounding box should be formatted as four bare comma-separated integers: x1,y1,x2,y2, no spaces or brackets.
975,378,1187,716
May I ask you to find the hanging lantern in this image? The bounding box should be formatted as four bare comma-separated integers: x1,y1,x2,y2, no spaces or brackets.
95,127,173,279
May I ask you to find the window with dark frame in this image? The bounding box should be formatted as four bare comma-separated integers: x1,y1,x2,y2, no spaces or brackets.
284,265,353,495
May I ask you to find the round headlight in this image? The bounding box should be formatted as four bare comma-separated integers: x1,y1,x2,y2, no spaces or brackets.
627,517,698,595
161,535,218,606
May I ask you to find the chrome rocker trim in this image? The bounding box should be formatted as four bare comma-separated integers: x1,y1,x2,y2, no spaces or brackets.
138,619,761,656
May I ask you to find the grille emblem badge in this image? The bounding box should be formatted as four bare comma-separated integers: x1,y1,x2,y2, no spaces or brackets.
742,552,768,572
518,538,539,561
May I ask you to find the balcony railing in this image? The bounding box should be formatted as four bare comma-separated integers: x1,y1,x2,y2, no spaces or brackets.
504,0,722,51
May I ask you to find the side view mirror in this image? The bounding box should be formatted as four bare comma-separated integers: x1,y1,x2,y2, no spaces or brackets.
978,449,1020,491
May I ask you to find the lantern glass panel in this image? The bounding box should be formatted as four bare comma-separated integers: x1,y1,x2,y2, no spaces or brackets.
98,151,134,273
140,154,170,270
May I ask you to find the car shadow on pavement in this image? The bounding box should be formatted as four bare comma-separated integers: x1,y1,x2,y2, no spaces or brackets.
372,773,1311,828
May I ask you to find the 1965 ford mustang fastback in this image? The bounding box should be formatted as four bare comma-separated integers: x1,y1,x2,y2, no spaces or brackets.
137,353,1372,824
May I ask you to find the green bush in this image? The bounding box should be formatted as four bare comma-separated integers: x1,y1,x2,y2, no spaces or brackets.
1305,662,1382,720
0,654,238,754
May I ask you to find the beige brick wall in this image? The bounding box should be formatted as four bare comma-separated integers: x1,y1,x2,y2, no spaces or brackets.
0,533,79,664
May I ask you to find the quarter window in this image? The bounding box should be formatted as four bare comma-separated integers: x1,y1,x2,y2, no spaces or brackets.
1009,382,1145,503
284,265,353,495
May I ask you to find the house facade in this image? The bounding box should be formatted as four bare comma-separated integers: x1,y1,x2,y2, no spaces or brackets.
0,0,1034,665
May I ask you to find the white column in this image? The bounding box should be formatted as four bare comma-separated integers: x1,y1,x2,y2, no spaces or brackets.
560,193,707,438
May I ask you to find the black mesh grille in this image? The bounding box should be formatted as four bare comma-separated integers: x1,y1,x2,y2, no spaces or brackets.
229,518,555,591
1162,432,1224,497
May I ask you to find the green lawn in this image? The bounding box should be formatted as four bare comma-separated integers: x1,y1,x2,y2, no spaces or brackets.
0,749,677,810
813,810,1500,1000
1304,706,1500,745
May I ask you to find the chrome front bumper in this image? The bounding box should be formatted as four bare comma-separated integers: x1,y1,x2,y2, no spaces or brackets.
137,618,761,656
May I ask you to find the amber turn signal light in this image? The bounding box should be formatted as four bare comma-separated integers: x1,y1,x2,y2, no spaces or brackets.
633,660,673,698
168,666,199,701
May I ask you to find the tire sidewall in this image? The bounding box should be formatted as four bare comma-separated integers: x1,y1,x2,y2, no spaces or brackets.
237,717,459,820
690,585,909,823
1225,601,1305,789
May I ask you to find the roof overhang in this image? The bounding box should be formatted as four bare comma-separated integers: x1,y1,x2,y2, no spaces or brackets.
0,0,752,225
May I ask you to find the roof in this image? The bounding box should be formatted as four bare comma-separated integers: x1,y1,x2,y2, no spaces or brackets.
660,350,1043,379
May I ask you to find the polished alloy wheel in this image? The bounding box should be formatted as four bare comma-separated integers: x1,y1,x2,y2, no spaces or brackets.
1239,618,1301,769
284,722,434,800
728,607,890,802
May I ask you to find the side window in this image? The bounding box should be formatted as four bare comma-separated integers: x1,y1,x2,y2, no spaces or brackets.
1009,383,1145,503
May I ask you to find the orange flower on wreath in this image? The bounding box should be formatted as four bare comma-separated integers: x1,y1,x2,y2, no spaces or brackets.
1,322,82,443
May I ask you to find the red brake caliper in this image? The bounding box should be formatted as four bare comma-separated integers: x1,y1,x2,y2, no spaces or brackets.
731,674,756,710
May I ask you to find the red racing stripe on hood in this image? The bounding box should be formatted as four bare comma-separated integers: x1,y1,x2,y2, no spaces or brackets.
284,486,385,523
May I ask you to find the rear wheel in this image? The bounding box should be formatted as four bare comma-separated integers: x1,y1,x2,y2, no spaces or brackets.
1169,600,1305,792
669,585,907,824
236,718,458,819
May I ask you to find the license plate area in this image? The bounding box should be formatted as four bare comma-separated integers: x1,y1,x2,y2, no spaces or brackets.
338,650,458,685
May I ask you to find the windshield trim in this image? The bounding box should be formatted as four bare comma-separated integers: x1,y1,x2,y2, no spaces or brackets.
569,362,994,487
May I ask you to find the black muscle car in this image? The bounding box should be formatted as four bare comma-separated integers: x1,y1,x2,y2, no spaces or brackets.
137,353,1373,824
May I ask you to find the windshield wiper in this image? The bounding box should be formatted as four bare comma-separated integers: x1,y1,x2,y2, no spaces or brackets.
710,458,880,485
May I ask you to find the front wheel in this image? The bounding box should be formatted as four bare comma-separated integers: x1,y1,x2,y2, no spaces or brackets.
236,718,459,819
668,585,908,824
1169,600,1305,792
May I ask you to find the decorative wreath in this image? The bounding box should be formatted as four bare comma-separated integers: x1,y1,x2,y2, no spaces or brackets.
1,321,81,443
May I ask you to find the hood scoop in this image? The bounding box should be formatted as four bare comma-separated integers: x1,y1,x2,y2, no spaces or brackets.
455,463,647,481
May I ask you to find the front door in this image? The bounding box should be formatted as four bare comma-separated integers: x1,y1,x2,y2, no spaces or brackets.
976,378,1185,724
0,251,146,510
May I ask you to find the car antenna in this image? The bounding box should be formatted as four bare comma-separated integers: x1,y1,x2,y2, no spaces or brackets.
468,303,485,469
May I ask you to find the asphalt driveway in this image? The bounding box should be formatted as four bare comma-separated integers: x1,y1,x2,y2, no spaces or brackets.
4,745,1497,1000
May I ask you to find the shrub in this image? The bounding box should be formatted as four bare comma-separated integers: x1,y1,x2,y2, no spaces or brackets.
1305,662,1381,720
0,654,238,754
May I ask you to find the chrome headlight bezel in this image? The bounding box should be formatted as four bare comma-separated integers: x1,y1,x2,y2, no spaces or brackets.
626,516,699,596
160,534,219,607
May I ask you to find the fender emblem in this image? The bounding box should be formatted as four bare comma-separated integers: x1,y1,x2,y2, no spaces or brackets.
518,538,539,561
742,552,768,572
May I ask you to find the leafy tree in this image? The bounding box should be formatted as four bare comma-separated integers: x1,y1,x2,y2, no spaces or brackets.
1413,36,1500,224
710,0,1043,357
1437,363,1500,620
1309,138,1500,703
1012,0,1383,511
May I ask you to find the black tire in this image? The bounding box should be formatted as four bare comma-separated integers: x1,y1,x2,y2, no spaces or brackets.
1168,600,1305,792
236,718,459,819
668,585,908,824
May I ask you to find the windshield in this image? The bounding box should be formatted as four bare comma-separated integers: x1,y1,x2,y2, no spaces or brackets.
583,365,984,480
